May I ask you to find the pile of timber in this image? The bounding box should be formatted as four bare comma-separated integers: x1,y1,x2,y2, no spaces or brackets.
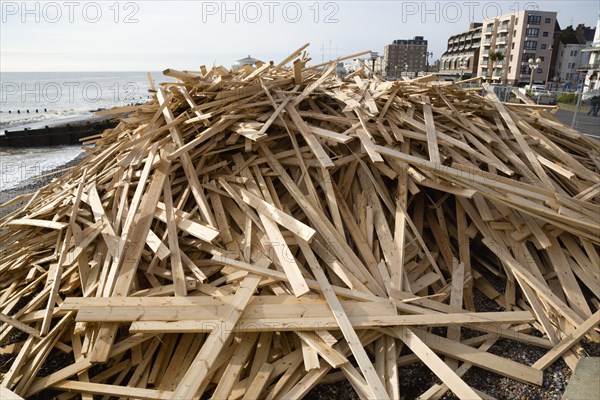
0,44,599,400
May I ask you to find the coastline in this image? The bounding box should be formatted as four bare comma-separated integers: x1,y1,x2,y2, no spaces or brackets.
0,111,125,207
1,112,121,135
0,151,87,219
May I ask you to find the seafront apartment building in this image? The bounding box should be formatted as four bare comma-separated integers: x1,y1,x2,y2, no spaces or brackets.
477,10,557,85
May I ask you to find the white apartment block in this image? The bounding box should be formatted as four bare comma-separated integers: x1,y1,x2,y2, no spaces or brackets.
477,10,557,85
556,44,589,86
554,24,595,89
581,14,600,93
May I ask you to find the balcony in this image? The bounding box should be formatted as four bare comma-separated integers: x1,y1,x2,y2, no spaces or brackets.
485,26,493,33
577,63,600,71
480,61,489,66
473,32,482,39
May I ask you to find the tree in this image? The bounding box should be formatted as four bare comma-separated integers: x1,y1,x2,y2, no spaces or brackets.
488,50,505,82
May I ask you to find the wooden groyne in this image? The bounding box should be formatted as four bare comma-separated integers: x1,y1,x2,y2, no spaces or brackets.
0,120,118,147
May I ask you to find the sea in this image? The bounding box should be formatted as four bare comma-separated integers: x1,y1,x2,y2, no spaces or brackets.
0,71,167,191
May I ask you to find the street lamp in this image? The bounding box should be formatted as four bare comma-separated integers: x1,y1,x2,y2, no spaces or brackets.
404,63,409,77
528,57,542,87
370,53,378,77
424,51,433,72
459,59,468,81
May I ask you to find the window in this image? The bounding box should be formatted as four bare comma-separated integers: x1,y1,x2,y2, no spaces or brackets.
539,56,545,62
526,28,539,37
521,65,532,74
541,44,547,49
524,41,537,50
512,42,515,49
509,66,512,73
528,15,541,25
537,68,542,73
545,17,551,23
570,50,578,57
510,55,514,61
543,32,549,37
523,53,536,61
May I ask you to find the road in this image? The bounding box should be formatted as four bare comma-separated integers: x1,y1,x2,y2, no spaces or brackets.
554,109,599,141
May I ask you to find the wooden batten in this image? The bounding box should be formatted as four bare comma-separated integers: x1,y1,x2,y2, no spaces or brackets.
0,45,598,400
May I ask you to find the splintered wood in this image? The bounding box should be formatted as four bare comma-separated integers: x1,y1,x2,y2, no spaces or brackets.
1,45,599,399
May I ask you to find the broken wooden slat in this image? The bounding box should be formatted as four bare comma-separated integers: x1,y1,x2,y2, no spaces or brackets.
0,45,598,400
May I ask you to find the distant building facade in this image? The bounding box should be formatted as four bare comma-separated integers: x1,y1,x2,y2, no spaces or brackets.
579,14,600,93
384,36,428,78
553,24,596,89
232,55,260,71
439,23,482,80
477,9,558,85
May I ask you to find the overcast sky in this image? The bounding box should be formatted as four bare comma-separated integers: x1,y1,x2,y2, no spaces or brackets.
1,0,598,71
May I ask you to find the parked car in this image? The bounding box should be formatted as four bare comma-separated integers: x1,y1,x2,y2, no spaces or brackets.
524,85,557,104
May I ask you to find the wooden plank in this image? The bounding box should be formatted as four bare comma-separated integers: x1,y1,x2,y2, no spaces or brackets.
545,236,592,319
242,363,274,399
298,239,390,400
7,219,66,230
171,273,262,399
392,140,410,293
157,87,217,227
0,386,25,400
51,381,173,400
532,310,600,371
392,327,543,386
392,327,480,399
26,358,93,397
210,334,259,399
308,125,354,144
483,84,552,188
1,48,599,400
446,259,464,369
0,312,41,339
418,332,502,399
236,186,316,242
422,96,441,165
90,146,174,363
285,104,335,169
154,204,219,243
128,310,533,332
356,127,385,163
163,178,186,296
482,238,588,328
